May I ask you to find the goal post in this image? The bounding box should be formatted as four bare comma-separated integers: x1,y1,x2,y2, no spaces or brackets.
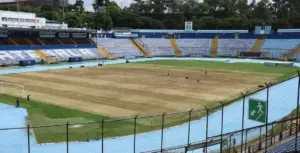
0,82,25,98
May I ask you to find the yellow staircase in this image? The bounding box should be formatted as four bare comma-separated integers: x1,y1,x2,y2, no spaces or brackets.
25,38,33,45
88,38,95,44
37,38,45,45
8,38,18,45
57,38,64,44
96,45,116,60
210,36,219,57
70,38,77,44
286,45,300,60
170,39,183,57
130,39,151,57
250,39,264,52
34,50,55,64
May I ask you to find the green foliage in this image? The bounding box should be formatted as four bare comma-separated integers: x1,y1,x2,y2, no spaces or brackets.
3,0,300,29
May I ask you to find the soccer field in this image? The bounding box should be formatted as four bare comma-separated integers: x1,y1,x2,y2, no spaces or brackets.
0,61,284,117
0,60,297,143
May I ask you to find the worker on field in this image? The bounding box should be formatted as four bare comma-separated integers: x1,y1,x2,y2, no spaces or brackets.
186,76,188,79
16,98,20,108
167,72,169,76
27,95,30,101
205,71,207,76
197,79,200,83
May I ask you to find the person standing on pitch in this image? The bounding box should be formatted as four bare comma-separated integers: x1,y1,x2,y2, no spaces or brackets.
16,98,20,108
27,95,30,101
205,71,207,76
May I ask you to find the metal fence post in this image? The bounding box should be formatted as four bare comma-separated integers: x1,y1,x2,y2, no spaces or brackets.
205,106,210,153
295,70,300,151
259,126,262,150
134,115,138,153
280,119,284,140
229,134,232,152
161,112,166,153
220,102,224,153
265,83,270,153
66,122,69,153
245,130,248,153
240,92,246,153
187,109,193,146
102,119,104,153
27,124,30,153
271,122,274,145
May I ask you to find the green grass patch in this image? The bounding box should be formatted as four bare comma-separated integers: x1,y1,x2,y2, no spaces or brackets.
0,94,202,143
135,60,298,81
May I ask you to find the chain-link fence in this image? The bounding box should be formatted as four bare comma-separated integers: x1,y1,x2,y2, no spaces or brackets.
0,73,300,153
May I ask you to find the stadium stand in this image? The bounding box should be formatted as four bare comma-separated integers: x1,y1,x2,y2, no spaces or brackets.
40,38,62,45
136,38,175,57
73,38,93,44
176,39,211,57
0,50,41,65
94,38,144,58
218,39,256,56
0,38,12,45
40,48,105,62
59,38,75,44
266,137,300,153
259,39,300,59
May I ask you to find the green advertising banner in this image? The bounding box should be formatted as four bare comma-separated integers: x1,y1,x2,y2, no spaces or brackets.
248,98,267,123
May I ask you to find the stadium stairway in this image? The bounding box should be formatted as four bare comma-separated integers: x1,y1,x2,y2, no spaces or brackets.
170,38,183,57
37,38,45,45
70,38,77,44
34,50,55,64
24,38,33,45
130,39,152,57
56,38,64,44
210,36,219,57
96,45,116,60
286,45,300,60
88,38,95,44
8,38,18,45
250,39,264,52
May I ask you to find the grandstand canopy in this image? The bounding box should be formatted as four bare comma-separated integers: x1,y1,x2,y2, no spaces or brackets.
0,27,96,33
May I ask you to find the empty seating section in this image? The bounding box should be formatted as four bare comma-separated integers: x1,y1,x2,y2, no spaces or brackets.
266,137,300,153
0,38,11,45
27,38,42,45
0,48,104,65
137,38,174,56
11,38,30,45
73,39,92,44
0,50,41,65
176,39,211,56
94,38,143,58
218,39,256,56
41,48,105,61
60,38,75,44
260,39,300,58
40,38,61,45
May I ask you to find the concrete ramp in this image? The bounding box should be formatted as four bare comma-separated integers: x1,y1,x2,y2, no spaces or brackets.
250,39,264,52
34,50,55,64
170,39,183,57
130,39,151,57
96,45,116,60
210,37,219,57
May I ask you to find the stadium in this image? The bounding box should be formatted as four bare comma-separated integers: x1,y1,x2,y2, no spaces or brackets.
1,1,300,153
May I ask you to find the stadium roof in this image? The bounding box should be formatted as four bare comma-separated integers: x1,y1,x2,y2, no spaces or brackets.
0,27,96,33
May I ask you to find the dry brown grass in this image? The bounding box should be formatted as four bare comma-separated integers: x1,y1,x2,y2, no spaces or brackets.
0,64,276,117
